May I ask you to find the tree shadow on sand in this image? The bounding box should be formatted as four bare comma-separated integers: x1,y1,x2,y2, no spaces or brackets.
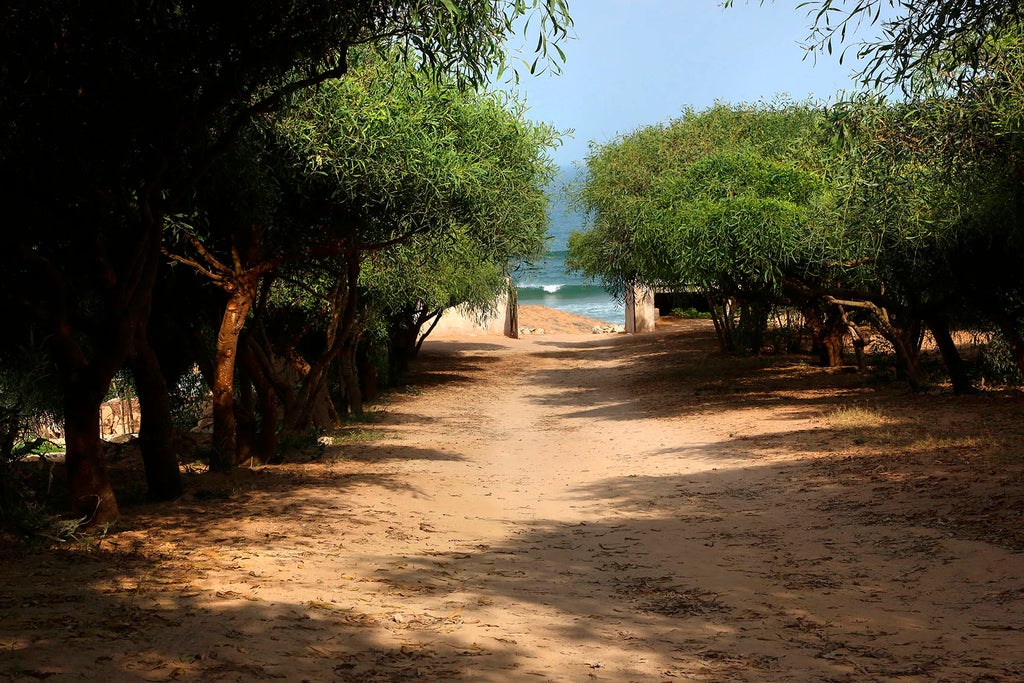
5,321,1024,681
8,447,1021,681
372,444,1024,680
0,545,521,681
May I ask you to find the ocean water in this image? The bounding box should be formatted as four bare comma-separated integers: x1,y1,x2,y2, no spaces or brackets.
514,169,625,325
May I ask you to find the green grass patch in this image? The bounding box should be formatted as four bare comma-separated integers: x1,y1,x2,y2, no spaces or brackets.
324,428,385,446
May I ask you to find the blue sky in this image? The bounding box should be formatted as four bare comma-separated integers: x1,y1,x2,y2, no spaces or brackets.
506,1,869,166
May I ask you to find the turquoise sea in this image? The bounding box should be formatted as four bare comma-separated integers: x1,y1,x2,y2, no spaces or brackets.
514,169,625,325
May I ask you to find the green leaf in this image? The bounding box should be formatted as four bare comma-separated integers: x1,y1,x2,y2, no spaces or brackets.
438,0,461,21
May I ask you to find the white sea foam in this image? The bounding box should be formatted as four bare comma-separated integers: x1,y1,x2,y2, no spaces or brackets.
542,284,563,293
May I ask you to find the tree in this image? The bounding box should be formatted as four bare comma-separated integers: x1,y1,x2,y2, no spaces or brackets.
360,94,555,376
567,95,991,387
166,49,556,468
569,102,831,354
783,0,1024,388
819,83,1024,389
0,0,571,524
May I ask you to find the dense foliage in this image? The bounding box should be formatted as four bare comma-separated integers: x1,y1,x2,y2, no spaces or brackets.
162,51,555,470
0,1,568,528
569,102,833,354
568,14,1024,392
10,0,1024,536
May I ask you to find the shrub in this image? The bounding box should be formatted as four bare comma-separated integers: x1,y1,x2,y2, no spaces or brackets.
978,331,1024,386
670,306,712,319
0,345,64,539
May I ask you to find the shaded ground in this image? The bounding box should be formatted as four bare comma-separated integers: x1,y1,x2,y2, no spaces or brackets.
2,314,1024,682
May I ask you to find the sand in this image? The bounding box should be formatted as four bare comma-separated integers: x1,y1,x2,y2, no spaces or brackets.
2,310,1023,681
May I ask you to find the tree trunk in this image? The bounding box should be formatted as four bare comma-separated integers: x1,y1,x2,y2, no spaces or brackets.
880,321,929,387
821,328,845,367
807,305,847,368
283,255,358,431
64,379,120,525
337,258,362,416
738,299,769,355
825,297,928,389
891,318,926,387
245,331,297,421
283,341,345,430
235,366,257,467
836,306,866,372
210,285,256,472
356,342,379,402
388,308,420,379
926,317,975,394
505,282,519,339
239,337,280,463
901,318,926,362
414,310,443,358
128,333,183,501
705,290,733,353
339,337,363,416
883,323,927,389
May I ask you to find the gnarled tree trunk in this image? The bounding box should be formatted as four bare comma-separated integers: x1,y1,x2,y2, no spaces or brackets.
803,304,849,367
827,296,928,389
210,281,257,471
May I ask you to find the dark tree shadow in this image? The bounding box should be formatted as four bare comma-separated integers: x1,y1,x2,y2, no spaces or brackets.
5,320,1024,681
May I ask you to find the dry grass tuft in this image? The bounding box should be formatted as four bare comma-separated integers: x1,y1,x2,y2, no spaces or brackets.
824,405,892,429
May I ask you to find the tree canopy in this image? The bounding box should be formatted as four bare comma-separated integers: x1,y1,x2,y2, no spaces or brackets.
567,31,1024,384
569,101,832,353
0,0,569,526
163,49,556,469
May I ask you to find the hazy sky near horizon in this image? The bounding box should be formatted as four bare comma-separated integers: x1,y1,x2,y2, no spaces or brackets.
507,1,869,166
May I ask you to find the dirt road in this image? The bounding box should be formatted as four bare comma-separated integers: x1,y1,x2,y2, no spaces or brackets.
2,319,1023,681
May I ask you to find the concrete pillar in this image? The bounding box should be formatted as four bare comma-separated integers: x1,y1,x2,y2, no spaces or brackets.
625,284,657,333
504,282,519,339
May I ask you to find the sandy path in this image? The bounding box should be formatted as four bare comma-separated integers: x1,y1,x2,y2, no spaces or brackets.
2,322,1023,681
302,332,757,681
